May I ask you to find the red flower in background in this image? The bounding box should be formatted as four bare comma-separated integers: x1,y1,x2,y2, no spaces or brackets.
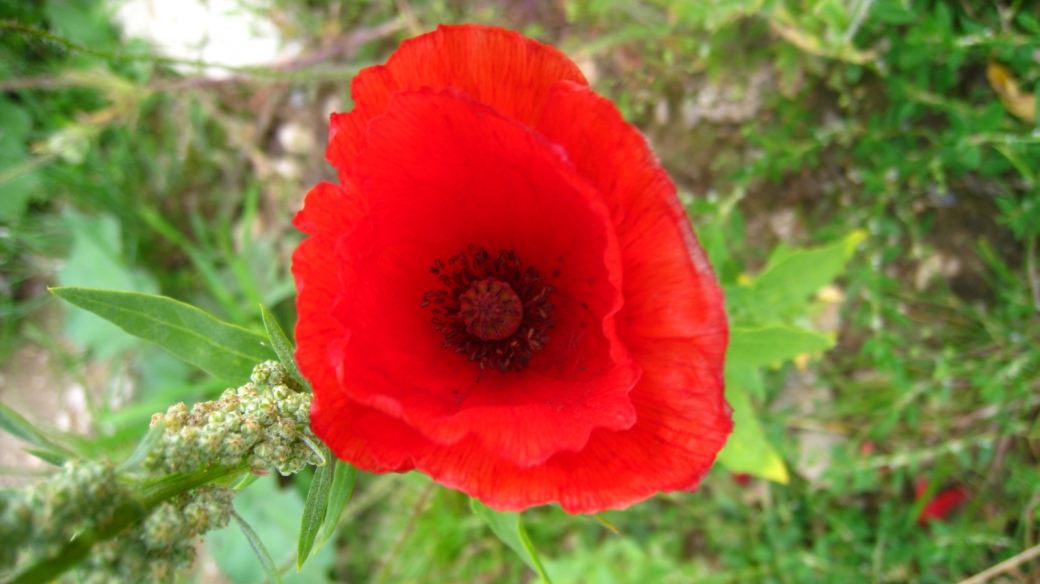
915,479,969,525
293,24,730,513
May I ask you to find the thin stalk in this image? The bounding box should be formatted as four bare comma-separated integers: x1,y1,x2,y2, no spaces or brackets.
374,482,435,584
956,543,1040,584
1027,235,1040,313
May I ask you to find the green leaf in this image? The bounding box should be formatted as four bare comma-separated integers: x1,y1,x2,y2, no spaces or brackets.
138,465,246,506
725,362,766,400
744,230,865,322
119,419,166,471
50,287,275,384
314,460,357,552
21,447,67,466
728,326,835,368
0,401,76,463
234,472,263,490
716,372,789,483
231,509,284,584
297,446,334,570
471,499,553,583
259,304,310,392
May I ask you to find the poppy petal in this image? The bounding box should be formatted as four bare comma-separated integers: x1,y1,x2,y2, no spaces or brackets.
536,81,728,346
293,187,409,473
326,24,587,180
354,337,730,513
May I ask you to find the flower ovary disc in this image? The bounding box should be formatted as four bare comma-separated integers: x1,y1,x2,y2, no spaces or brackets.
421,247,554,373
459,278,523,340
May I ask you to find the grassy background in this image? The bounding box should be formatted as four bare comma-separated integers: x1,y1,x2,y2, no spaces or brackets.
1,0,1039,582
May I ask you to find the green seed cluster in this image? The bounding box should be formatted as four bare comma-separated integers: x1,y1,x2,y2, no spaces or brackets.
77,484,234,584
0,460,128,570
1,361,320,583
145,361,321,476
0,462,235,583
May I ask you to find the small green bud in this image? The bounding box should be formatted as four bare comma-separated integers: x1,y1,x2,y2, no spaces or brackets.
143,501,188,549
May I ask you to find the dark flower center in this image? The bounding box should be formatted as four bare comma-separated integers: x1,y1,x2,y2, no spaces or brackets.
459,278,523,340
421,246,554,373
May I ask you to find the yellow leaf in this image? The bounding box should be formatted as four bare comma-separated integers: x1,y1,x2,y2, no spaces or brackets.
987,61,1036,124
759,450,791,484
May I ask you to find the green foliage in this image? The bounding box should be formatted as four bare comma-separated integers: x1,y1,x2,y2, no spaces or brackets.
0,95,41,221
50,287,276,384
261,304,311,392
0,401,76,464
313,460,357,552
728,325,835,367
712,232,861,482
716,378,790,483
471,499,554,584
230,510,285,584
118,419,165,471
728,230,865,324
297,446,333,570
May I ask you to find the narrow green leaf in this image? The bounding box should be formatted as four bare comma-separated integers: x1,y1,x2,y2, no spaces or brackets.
0,401,75,462
471,499,553,584
259,304,310,392
314,460,357,551
234,472,263,490
716,374,789,483
728,325,835,368
138,464,245,506
21,447,66,466
231,509,284,584
50,287,275,384
119,419,165,471
297,446,334,570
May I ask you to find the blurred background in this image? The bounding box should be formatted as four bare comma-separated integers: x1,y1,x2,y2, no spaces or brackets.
1,0,1039,582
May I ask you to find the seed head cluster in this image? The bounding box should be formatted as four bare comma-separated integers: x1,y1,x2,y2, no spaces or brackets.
1,361,322,583
145,361,322,476
78,484,234,584
0,460,127,568
0,461,233,583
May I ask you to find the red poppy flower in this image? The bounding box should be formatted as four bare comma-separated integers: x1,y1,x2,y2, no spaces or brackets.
915,479,969,525
293,24,731,513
